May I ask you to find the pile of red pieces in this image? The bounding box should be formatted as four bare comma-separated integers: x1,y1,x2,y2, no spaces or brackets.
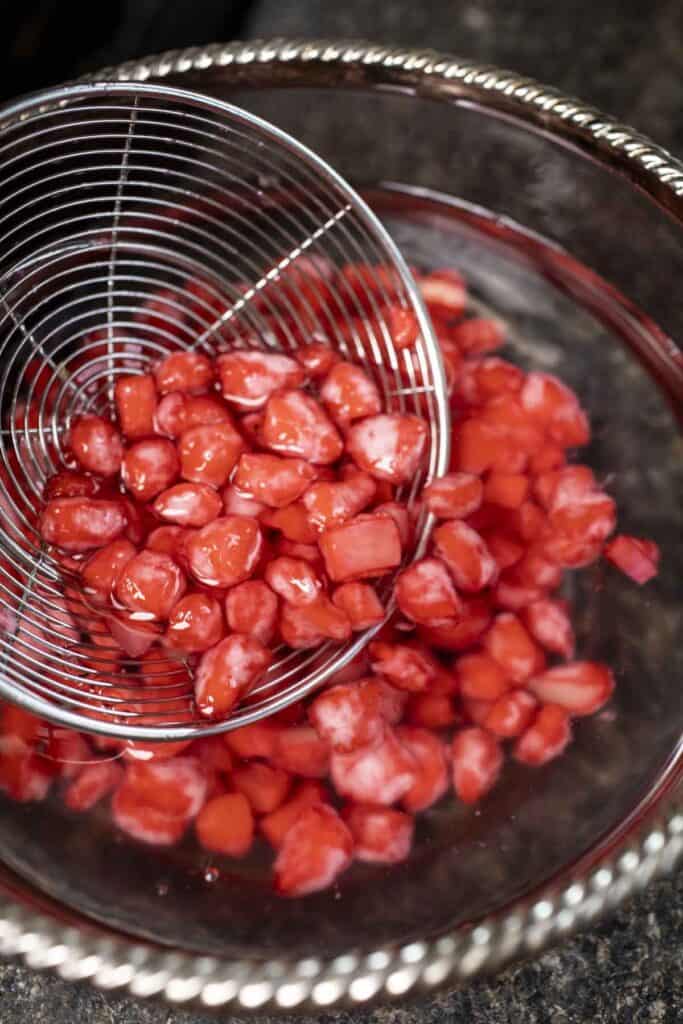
39,327,429,717
1,263,660,898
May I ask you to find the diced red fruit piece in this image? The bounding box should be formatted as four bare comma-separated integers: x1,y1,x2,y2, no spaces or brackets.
262,390,343,464
260,781,329,847
604,535,660,585
216,350,306,409
122,438,179,501
457,652,511,700
279,596,351,648
483,690,537,738
542,492,616,567
520,372,590,447
222,484,266,519
265,556,322,606
105,612,161,657
360,677,408,724
81,539,136,596
419,269,466,319
238,412,263,446
116,496,152,546
513,547,562,589
480,396,545,456
0,749,52,802
451,317,505,355
147,525,190,557
331,582,384,630
165,593,224,652
484,612,544,684
183,394,232,431
457,358,523,406
40,497,126,552
294,342,338,378
232,762,292,814
224,721,280,761
493,574,545,612
69,415,123,477
456,418,518,475
383,304,420,351
178,422,244,489
303,473,377,532
155,391,230,438
261,502,317,543
186,516,263,588
373,502,410,547
233,453,315,509
331,728,416,806
346,413,428,484
43,729,92,779
155,351,214,394
274,804,353,897
194,635,272,719
192,733,235,770
418,596,492,652
369,641,437,693
343,804,414,864
195,792,254,856
433,520,497,593
423,473,483,520
44,471,100,501
513,704,572,766
429,665,461,695
526,661,615,716
154,392,186,437
397,726,450,812
509,500,546,543
451,727,503,804
112,757,207,845
529,444,566,474
522,599,575,658
462,700,493,733
484,472,529,509
275,538,324,568
1,705,47,744
64,760,123,811
395,557,462,625
486,532,525,571
115,550,186,620
319,513,402,583
273,726,330,778
320,361,381,424
535,466,597,511
115,374,157,439
223,580,277,646
405,693,458,728
153,482,222,527
309,682,385,754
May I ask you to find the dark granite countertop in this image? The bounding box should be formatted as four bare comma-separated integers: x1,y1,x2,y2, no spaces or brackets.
0,1,681,1021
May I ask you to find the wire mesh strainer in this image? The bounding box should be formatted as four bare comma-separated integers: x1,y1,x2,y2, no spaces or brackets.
0,81,450,741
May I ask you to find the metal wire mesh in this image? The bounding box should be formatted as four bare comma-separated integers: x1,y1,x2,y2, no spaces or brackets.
0,81,450,740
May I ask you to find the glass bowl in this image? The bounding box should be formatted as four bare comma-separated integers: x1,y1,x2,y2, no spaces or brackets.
0,38,681,1013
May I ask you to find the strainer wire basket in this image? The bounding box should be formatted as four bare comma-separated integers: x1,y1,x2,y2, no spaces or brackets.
0,81,450,741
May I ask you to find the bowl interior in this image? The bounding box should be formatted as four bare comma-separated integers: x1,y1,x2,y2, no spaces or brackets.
0,83,681,959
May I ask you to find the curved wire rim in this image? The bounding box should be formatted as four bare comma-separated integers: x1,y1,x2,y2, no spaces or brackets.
0,78,450,740
0,38,679,1012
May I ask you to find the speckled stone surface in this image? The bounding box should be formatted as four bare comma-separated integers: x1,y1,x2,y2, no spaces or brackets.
0,1,681,1020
